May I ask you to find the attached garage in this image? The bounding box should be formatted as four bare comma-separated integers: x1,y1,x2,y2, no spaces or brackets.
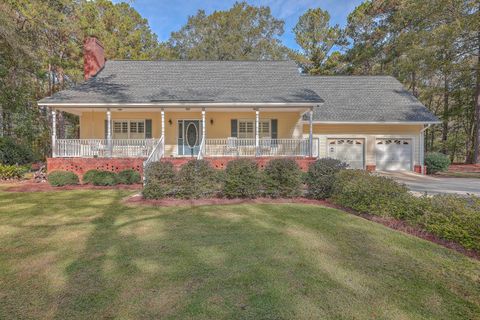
327,138,365,169
375,138,412,171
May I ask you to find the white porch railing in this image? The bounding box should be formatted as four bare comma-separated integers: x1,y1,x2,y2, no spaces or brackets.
204,138,319,157
54,139,159,158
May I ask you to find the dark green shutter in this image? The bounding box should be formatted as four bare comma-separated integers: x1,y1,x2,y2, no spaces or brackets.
104,119,108,138
271,119,278,139
231,119,238,137
145,119,152,138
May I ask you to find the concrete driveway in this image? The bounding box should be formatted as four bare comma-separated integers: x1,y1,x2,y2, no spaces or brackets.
378,171,480,196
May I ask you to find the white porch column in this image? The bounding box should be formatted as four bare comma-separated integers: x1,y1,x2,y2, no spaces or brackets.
201,108,206,140
161,108,165,148
51,109,57,157
309,107,314,157
255,109,259,156
420,127,425,174
106,108,112,156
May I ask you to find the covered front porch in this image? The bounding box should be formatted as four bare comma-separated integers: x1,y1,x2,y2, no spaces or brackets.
51,106,319,161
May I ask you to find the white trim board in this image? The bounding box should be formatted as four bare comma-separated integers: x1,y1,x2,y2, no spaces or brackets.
301,121,441,125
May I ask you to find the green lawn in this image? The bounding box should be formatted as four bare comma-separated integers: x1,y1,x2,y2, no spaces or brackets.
0,189,479,319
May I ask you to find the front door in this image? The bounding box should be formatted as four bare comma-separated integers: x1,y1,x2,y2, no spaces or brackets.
178,120,201,156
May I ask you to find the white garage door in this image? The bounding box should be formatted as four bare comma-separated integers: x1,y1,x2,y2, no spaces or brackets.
327,139,364,169
375,139,412,171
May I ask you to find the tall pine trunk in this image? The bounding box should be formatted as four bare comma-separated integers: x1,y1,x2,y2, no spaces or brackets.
0,103,3,137
474,31,480,164
442,76,449,154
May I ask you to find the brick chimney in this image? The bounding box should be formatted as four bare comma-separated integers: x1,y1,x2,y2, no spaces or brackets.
83,37,105,80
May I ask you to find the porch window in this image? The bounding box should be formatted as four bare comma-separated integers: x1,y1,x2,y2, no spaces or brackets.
238,120,270,139
113,120,145,139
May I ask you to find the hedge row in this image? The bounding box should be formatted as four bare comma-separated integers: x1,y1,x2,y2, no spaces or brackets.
0,164,29,180
331,170,480,251
143,158,347,200
48,169,141,186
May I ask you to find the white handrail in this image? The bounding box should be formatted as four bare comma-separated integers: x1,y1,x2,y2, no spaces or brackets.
197,136,206,160
143,136,164,185
144,136,164,166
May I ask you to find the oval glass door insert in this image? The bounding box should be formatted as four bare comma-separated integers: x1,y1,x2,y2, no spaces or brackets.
186,123,198,148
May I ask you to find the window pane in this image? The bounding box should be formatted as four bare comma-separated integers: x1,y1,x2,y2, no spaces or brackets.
130,122,137,133
114,122,122,133
259,120,270,138
137,122,145,133
178,121,183,139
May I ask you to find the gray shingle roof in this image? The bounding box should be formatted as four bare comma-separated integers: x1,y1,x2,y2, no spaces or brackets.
39,60,322,104
39,60,439,123
302,76,439,122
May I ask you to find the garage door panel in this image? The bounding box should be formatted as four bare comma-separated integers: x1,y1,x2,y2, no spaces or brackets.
327,139,364,169
376,139,412,171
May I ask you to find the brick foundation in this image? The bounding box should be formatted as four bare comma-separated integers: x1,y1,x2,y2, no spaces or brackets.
366,165,376,172
47,157,316,180
47,157,145,180
161,157,316,171
414,164,427,175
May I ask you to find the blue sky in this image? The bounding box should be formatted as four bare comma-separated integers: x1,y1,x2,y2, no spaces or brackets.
117,0,364,51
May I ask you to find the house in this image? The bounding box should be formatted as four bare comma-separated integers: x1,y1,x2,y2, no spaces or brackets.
38,37,440,177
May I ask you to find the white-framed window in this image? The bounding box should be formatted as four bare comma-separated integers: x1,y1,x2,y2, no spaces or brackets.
112,120,145,139
238,119,270,139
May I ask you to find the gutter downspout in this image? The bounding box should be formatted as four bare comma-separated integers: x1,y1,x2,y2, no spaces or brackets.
420,124,432,175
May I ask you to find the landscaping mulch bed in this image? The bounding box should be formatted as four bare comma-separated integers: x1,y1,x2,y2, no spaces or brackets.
449,163,480,173
125,194,332,207
341,208,480,261
126,194,480,261
3,181,142,192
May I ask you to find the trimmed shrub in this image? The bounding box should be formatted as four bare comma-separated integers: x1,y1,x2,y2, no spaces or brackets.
305,158,348,199
0,164,28,180
425,152,450,174
91,171,118,186
48,171,79,186
331,170,423,220
176,159,219,199
0,137,34,165
82,169,101,184
117,169,141,185
223,159,260,198
419,195,480,251
263,158,302,198
143,161,177,199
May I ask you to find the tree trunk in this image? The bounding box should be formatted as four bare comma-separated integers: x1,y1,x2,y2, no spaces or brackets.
58,112,65,139
0,103,3,137
473,31,480,163
442,76,449,154
411,70,417,97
